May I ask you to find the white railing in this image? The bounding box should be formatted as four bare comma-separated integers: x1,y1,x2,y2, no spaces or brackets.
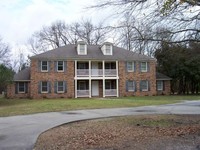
91,69,103,76
105,89,117,96
77,90,89,97
105,69,117,76
77,69,117,77
77,69,89,76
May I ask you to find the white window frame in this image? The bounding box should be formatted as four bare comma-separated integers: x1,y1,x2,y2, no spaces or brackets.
41,61,48,72
141,80,148,91
105,44,111,55
18,82,25,93
157,81,163,91
79,44,86,55
128,81,135,92
141,62,147,72
57,61,64,72
57,81,64,93
127,62,134,72
41,81,48,93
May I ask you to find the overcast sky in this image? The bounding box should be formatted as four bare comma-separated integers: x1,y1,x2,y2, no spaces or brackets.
0,0,110,56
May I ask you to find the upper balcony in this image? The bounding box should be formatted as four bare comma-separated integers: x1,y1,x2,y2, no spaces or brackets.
75,61,118,78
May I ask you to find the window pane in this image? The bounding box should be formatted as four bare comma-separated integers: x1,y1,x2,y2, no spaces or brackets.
80,44,85,54
127,62,134,71
157,81,163,90
128,81,134,91
57,61,63,71
42,61,48,71
42,82,48,92
141,81,148,91
18,82,25,92
57,81,64,92
141,62,147,72
105,45,111,54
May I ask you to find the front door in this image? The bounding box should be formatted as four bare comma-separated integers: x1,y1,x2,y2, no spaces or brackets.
92,81,99,96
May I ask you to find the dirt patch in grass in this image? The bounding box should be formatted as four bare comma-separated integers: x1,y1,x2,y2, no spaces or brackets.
34,115,200,150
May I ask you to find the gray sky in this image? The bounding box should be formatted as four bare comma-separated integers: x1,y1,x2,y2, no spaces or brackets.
0,0,111,57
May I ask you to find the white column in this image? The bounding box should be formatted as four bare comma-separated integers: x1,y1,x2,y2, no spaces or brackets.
116,61,118,77
102,60,105,77
89,79,91,98
103,79,105,98
75,79,77,98
89,60,91,77
116,79,119,97
75,60,77,77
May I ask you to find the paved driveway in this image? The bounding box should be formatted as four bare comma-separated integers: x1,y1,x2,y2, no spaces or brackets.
0,100,200,150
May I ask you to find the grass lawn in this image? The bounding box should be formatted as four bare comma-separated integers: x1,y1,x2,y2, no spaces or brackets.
0,95,200,117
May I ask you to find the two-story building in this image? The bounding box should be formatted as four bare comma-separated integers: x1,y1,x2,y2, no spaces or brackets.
7,41,171,99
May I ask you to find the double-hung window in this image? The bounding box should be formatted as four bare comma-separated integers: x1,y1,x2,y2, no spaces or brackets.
127,81,136,91
157,81,163,91
79,44,86,55
18,82,25,93
140,80,148,91
41,81,48,93
57,81,64,93
141,62,147,72
41,61,48,72
57,61,64,72
127,62,134,72
105,44,111,55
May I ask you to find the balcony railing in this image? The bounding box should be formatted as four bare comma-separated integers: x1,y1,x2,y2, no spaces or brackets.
91,69,103,76
76,69,117,77
77,69,89,76
77,90,89,97
105,69,117,76
105,89,117,96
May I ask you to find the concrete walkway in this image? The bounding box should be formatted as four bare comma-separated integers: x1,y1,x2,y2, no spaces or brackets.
0,100,200,150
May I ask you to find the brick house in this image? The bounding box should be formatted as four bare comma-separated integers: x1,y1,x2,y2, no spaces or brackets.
7,42,171,99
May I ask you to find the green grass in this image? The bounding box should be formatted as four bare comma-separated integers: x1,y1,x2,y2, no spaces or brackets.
0,95,200,117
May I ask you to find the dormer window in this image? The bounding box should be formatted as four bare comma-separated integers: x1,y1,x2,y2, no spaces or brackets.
77,42,87,55
101,42,113,55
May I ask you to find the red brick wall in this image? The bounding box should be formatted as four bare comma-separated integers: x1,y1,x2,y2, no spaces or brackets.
7,83,30,99
157,80,171,95
30,60,74,99
118,60,157,97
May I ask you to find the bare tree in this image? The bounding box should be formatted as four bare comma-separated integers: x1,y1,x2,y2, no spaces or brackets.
90,0,200,44
72,19,109,45
28,19,110,54
0,37,10,65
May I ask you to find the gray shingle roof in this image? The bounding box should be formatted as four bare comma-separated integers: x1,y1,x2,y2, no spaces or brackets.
156,72,171,80
30,44,155,61
14,68,30,81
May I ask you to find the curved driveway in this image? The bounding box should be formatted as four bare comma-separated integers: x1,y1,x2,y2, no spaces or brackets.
0,100,200,150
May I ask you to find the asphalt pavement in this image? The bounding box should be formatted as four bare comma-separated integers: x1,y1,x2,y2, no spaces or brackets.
0,100,200,150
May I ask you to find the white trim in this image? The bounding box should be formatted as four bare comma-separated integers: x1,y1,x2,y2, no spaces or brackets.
41,81,48,93
116,79,119,97
127,81,135,92
41,61,48,72
57,61,64,72
157,80,163,91
18,82,25,93
57,81,64,93
127,62,134,72
141,80,148,91
141,62,147,72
